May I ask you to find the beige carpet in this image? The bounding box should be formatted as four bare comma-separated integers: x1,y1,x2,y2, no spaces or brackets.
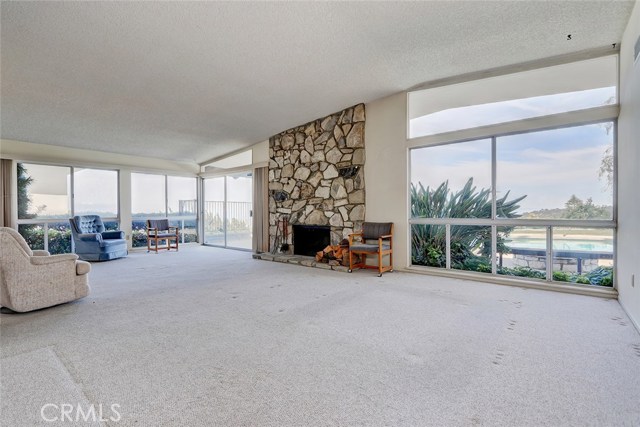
1,246,640,426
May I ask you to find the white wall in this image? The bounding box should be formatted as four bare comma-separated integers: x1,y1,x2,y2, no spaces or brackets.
251,140,269,165
365,93,410,268
617,2,640,330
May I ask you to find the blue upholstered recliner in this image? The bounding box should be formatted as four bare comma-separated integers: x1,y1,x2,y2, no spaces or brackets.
69,215,128,261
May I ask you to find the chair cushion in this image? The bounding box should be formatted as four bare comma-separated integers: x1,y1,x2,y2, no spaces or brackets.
76,261,91,275
100,239,127,249
149,233,177,239
350,243,391,252
74,215,105,234
362,222,393,240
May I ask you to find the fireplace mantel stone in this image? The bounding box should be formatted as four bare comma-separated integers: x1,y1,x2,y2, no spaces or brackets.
268,104,365,252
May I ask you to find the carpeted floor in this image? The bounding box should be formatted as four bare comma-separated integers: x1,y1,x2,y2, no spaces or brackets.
1,246,639,426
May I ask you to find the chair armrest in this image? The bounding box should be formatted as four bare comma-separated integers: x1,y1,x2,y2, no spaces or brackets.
102,230,125,240
378,235,393,250
77,233,102,242
348,232,363,245
32,250,51,256
31,253,78,265
168,226,179,231
146,227,158,235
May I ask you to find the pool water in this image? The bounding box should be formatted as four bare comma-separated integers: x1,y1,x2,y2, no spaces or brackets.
506,238,613,253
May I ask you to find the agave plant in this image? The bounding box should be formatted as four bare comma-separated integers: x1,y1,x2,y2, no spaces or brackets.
411,178,526,269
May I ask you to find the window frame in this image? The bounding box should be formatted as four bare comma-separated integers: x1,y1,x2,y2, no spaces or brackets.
406,53,619,288
16,162,120,253
130,171,199,246
407,119,617,286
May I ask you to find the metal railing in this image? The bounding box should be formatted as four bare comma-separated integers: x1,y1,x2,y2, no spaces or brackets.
204,201,252,232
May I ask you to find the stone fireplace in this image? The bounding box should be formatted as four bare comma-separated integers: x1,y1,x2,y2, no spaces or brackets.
269,104,365,254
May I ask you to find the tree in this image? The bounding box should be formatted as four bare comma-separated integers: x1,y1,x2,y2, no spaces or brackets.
599,146,613,189
17,163,35,219
410,178,525,270
563,194,609,219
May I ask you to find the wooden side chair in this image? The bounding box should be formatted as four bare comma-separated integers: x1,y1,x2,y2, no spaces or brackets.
146,219,179,253
348,222,393,277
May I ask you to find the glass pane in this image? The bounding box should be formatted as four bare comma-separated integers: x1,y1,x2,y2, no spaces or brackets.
497,123,614,219
497,226,547,281
204,177,225,246
48,222,72,254
74,168,118,217
132,173,166,248
226,173,252,249
131,219,147,248
411,139,491,218
170,218,198,244
18,224,44,250
450,225,491,273
409,55,617,138
18,163,70,219
131,173,166,217
410,224,446,268
103,221,120,231
551,227,614,286
167,176,197,217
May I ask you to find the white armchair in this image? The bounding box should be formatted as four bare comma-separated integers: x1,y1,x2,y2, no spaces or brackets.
0,227,90,312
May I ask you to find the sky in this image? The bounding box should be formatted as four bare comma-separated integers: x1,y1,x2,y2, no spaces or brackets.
411,122,614,215
410,86,616,138
23,167,199,219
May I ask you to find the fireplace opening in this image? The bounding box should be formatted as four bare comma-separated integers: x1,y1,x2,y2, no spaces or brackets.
293,225,330,257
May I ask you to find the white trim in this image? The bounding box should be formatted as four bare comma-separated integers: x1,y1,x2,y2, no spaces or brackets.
618,299,640,334
409,218,615,228
199,163,263,178
408,46,619,92
404,265,618,299
199,146,254,168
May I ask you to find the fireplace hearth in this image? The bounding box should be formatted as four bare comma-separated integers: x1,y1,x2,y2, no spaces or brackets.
293,225,330,257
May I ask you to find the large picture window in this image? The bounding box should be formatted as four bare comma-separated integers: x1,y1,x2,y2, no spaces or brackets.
410,122,615,287
17,163,119,254
131,173,198,247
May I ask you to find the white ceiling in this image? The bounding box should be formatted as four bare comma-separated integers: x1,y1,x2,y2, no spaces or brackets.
1,1,634,164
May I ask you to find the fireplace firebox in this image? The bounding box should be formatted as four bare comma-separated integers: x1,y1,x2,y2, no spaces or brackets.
293,225,330,257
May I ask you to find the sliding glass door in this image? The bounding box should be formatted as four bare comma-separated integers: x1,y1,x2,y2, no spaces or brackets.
203,172,252,250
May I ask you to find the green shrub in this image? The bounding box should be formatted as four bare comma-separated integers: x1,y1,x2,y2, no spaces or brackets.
553,271,571,282
587,267,613,287
573,275,591,285
19,226,71,255
476,263,492,273
498,266,546,280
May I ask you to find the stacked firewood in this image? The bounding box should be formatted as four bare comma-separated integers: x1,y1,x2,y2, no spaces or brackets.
315,239,354,266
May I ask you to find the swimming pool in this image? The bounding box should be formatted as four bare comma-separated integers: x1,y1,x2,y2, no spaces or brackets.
506,237,613,253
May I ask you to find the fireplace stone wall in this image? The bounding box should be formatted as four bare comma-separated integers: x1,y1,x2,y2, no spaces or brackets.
269,104,365,252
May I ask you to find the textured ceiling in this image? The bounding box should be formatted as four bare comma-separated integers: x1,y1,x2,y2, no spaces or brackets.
0,1,634,164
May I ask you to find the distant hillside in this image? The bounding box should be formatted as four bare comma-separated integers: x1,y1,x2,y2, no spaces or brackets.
521,205,613,220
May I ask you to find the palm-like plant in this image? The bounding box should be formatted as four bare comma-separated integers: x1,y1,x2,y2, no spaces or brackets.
411,178,525,269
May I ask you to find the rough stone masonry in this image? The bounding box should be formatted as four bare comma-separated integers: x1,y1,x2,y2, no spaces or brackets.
268,103,365,251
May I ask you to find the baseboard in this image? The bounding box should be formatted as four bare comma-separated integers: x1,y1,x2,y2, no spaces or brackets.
618,298,640,334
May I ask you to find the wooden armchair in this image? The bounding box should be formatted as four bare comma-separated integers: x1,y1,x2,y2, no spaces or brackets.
348,222,393,277
146,219,179,253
